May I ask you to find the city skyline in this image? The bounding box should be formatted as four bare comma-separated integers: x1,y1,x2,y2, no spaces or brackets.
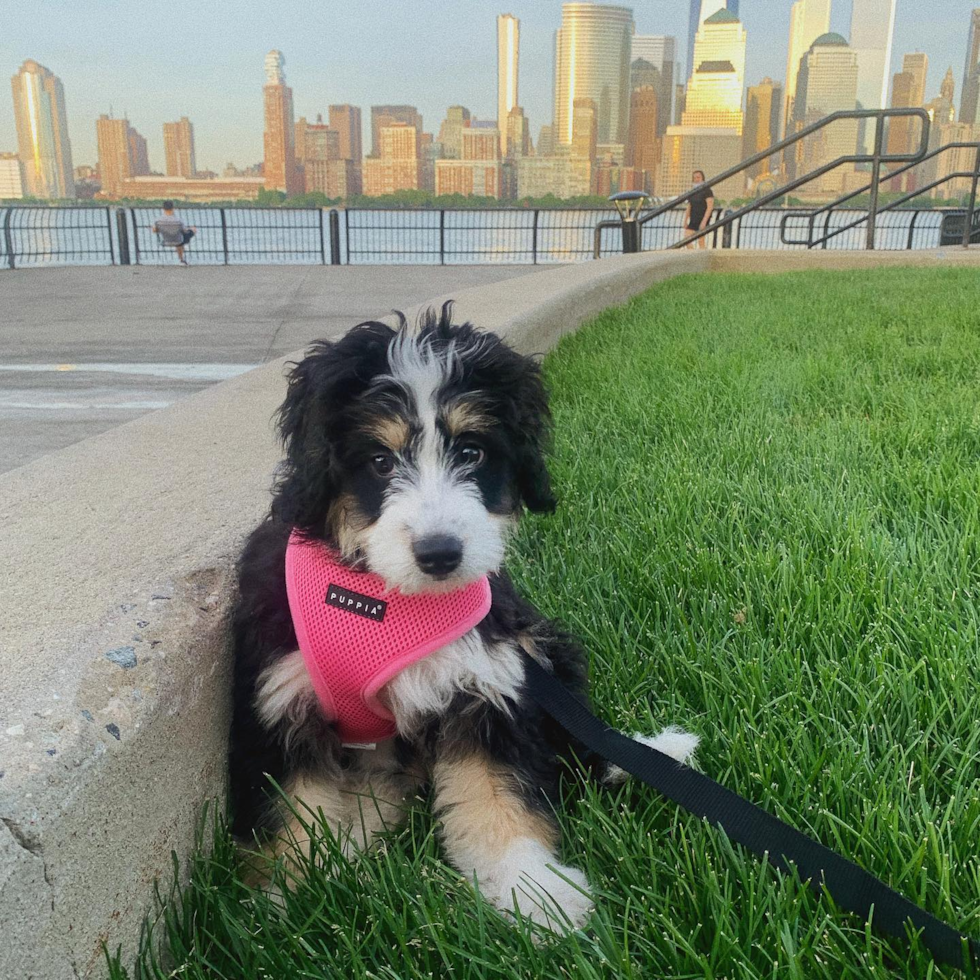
1,1,976,175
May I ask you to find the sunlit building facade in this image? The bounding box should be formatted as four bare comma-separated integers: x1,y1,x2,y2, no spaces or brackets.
263,51,301,194
10,60,75,199
163,117,196,177
886,53,928,179
370,105,422,158
497,15,520,156
682,10,746,134
554,4,634,147
362,123,419,195
686,0,738,82
96,115,148,198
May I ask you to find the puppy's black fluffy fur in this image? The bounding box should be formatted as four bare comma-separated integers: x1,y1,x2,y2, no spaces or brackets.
229,304,592,841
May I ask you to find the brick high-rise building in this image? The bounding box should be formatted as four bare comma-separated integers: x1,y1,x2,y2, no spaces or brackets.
887,53,928,164
163,117,196,177
301,114,347,197
329,104,363,162
97,115,148,198
625,86,660,189
362,123,419,195
370,105,422,158
10,60,75,198
436,124,502,198
128,127,150,177
743,77,782,179
263,50,301,194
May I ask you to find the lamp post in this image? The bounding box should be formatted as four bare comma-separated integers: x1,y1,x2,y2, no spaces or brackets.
609,190,648,253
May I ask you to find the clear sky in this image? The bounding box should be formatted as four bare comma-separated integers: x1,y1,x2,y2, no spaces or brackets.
1,0,976,173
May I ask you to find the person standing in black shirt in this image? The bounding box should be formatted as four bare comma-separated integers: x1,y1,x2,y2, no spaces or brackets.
684,170,714,249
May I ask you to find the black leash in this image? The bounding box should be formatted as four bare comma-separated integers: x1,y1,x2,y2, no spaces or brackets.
522,652,978,971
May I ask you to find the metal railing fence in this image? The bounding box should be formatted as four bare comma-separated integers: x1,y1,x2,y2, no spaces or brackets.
0,200,975,270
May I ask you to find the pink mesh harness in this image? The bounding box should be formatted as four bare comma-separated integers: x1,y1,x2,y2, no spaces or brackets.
284,531,492,743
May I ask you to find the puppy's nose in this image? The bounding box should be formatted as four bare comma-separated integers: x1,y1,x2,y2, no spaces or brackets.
412,534,463,577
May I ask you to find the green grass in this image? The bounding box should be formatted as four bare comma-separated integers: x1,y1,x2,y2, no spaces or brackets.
112,268,980,979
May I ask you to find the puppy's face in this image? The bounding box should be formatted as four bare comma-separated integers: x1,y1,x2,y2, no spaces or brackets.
274,309,555,594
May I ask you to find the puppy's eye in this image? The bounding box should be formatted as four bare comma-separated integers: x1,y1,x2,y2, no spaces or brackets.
371,453,395,477
457,444,485,467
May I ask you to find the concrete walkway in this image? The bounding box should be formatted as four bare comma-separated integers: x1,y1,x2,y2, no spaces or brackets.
0,264,532,473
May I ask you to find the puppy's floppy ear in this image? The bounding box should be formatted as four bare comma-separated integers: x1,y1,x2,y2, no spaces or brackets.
512,356,557,514
272,322,396,533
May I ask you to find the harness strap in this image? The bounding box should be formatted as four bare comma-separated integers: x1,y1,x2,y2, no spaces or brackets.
521,652,978,971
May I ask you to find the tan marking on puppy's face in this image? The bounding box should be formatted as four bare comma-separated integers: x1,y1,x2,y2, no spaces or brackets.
365,414,412,454
441,399,493,440
326,492,374,560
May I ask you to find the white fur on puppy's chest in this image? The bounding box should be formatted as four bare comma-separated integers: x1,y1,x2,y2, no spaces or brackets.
382,630,524,734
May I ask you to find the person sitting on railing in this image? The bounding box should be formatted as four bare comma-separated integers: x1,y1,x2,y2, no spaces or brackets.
684,171,714,249
151,201,197,266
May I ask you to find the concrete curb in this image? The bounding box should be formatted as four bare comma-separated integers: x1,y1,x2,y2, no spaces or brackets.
2,248,979,979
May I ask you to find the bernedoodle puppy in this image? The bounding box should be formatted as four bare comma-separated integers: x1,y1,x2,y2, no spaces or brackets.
229,303,698,931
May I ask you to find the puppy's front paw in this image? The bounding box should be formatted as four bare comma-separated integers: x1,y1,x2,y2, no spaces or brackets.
603,726,700,785
484,837,593,933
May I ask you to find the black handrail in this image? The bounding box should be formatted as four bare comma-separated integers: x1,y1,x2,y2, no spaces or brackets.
595,108,930,257
780,141,980,248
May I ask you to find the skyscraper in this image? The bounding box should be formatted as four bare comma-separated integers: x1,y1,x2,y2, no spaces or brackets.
328,105,363,194
783,0,831,137
791,33,861,194
438,106,472,159
362,123,420,195
886,54,928,157
497,14,520,156
370,106,422,158
554,4,634,147
96,115,143,198
505,107,531,159
682,9,746,134
743,77,782,178
625,86,660,182
163,117,196,177
960,8,980,125
686,0,738,81
850,0,897,151
886,54,928,190
328,105,363,163
631,35,676,137
10,60,75,199
263,51,301,194
128,127,150,177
